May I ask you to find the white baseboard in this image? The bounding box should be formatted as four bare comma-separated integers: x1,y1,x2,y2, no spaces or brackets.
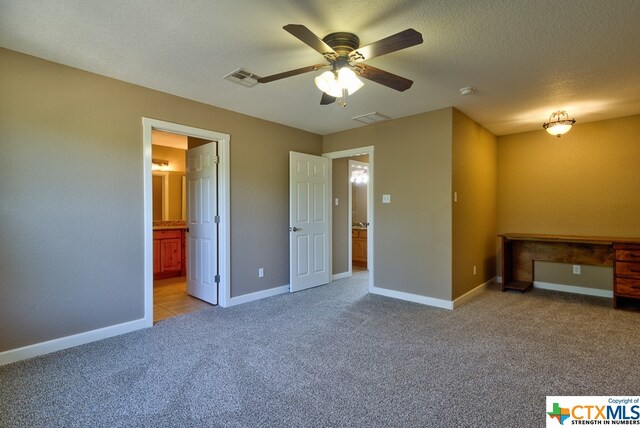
370,286,453,310
0,318,148,366
533,281,613,298
227,285,289,306
453,277,496,308
332,271,351,281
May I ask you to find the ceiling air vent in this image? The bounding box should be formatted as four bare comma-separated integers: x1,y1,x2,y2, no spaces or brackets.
352,112,391,124
223,68,260,87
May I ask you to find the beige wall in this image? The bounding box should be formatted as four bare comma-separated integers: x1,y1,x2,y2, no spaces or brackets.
0,48,321,352
332,158,350,275
452,109,497,299
497,114,640,289
323,108,453,300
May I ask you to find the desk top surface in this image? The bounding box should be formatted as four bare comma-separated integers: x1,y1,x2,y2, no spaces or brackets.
499,233,640,245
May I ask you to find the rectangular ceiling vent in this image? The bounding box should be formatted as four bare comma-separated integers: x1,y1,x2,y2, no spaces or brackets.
223,68,260,87
352,112,391,124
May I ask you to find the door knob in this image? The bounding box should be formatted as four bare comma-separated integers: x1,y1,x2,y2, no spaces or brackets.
290,227,303,232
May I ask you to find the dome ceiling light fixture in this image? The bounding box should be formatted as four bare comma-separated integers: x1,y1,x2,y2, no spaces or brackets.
543,110,576,137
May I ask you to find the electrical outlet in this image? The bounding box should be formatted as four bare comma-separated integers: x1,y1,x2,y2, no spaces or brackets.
572,265,581,275
258,268,264,278
454,192,458,203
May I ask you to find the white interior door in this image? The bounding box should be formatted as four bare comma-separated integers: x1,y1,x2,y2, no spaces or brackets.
186,142,218,304
290,151,330,292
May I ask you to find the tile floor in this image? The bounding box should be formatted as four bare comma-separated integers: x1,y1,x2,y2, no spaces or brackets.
153,276,212,323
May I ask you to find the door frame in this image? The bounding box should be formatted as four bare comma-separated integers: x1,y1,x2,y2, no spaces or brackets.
323,146,374,292
142,118,231,327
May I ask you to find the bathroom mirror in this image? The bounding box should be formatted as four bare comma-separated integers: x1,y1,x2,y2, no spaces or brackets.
152,142,187,222
152,171,186,221
350,160,369,227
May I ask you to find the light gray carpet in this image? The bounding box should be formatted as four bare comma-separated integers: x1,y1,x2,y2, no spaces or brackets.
1,272,639,427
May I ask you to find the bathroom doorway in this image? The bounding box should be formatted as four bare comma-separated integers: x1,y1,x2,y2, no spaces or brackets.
151,130,203,322
142,118,231,327
324,146,374,290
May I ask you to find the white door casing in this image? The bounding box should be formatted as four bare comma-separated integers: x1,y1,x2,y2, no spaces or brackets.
289,152,330,292
186,142,218,304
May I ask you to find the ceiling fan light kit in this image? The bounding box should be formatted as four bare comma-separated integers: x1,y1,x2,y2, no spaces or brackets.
257,24,423,106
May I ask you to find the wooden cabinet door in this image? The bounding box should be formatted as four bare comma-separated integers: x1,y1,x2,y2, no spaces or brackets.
352,230,368,267
160,238,182,273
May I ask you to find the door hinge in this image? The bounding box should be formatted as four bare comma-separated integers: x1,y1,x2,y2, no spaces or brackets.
213,155,219,164
214,274,220,283
214,215,220,223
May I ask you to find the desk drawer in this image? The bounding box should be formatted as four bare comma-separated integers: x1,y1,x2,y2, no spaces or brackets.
616,249,640,262
615,277,640,297
615,262,640,279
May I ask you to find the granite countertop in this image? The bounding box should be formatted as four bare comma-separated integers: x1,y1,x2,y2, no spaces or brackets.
153,220,186,230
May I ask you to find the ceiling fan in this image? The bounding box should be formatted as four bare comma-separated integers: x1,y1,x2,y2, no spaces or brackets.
258,24,423,106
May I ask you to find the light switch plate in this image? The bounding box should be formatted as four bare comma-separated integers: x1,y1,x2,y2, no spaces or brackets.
382,194,391,204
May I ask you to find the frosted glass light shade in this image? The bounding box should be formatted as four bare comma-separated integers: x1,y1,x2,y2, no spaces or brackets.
315,67,364,97
337,67,364,95
314,71,342,97
545,123,573,136
543,110,576,137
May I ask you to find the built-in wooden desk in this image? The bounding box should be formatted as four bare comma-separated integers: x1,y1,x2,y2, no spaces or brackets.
499,233,640,308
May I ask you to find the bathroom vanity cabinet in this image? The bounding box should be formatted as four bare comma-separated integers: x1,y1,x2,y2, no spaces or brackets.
153,228,185,279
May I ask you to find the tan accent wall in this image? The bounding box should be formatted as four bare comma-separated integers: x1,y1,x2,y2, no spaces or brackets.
452,109,498,299
498,115,640,236
497,114,640,288
0,48,321,352
323,108,453,300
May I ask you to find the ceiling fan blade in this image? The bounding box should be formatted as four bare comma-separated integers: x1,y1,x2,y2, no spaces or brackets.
356,64,414,92
350,28,423,62
284,24,337,57
257,64,325,84
320,92,336,105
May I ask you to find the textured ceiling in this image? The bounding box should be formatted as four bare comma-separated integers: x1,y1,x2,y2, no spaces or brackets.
2,0,640,136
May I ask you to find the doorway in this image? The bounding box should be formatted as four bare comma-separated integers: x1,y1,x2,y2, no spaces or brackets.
142,118,231,328
349,158,369,273
324,146,374,291
150,131,193,322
